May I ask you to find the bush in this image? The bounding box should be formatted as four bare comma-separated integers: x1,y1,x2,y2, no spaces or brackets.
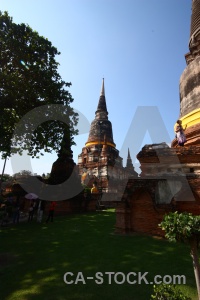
150,284,191,300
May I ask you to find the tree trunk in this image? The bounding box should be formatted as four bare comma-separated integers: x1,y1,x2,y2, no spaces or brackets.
0,156,7,192
190,238,200,300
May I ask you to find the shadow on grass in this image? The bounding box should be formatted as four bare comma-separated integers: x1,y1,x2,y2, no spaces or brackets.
0,211,198,300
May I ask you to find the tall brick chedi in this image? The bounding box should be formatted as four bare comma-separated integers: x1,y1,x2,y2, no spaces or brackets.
172,0,200,146
78,79,137,193
116,1,200,236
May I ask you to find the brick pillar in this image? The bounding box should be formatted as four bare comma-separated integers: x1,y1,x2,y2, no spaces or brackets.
115,203,131,234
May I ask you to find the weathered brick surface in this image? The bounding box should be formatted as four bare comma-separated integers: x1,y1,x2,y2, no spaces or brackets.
116,187,200,237
180,56,200,117
116,145,200,237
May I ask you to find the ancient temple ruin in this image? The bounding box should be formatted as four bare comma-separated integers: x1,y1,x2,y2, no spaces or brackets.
115,0,200,236
78,79,137,194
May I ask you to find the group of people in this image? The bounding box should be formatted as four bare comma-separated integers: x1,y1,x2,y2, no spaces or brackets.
0,198,21,226
0,198,57,227
28,200,56,223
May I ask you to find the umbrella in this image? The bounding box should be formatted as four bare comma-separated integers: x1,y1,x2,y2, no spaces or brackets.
25,193,38,200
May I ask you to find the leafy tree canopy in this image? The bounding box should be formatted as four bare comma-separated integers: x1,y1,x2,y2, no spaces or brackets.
159,211,200,243
159,212,200,299
0,11,78,159
13,170,34,178
0,173,13,182
151,284,191,300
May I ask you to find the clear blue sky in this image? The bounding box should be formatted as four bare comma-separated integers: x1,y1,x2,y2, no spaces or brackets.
0,0,192,176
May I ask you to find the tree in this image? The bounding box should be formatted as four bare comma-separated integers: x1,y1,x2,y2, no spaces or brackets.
0,173,12,182
13,170,34,178
151,284,191,300
0,11,78,159
42,173,50,179
159,212,200,299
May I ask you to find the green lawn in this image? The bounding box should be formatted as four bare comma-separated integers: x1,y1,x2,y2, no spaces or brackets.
0,210,198,300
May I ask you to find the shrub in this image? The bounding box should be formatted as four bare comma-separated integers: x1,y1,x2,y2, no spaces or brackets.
150,284,191,300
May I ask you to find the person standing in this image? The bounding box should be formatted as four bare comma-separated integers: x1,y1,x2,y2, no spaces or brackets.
46,201,56,223
13,200,20,224
91,183,99,194
28,202,34,222
37,200,45,223
175,120,187,146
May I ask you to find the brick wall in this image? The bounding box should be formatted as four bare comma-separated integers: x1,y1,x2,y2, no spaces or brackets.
116,180,200,237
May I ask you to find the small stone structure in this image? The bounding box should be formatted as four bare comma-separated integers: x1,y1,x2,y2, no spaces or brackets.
116,144,200,236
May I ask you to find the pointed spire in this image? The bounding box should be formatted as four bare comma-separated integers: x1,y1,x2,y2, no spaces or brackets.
96,78,108,115
125,148,137,177
126,148,133,168
85,79,115,148
185,0,200,64
190,0,200,47
100,78,105,96
127,148,131,159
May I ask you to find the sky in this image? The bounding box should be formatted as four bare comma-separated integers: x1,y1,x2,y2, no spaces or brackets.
0,0,192,176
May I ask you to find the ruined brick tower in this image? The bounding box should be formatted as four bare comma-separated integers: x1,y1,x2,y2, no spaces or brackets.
172,0,200,146
78,79,137,192
115,1,200,236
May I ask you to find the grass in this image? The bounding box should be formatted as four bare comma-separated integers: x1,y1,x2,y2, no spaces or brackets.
0,209,198,300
